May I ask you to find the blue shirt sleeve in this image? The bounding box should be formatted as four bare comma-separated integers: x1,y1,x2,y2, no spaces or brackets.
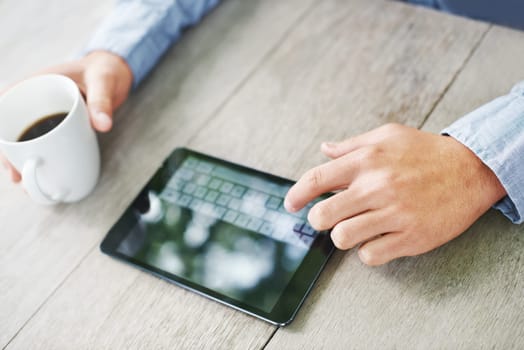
406,0,524,31
442,82,524,224
83,0,220,88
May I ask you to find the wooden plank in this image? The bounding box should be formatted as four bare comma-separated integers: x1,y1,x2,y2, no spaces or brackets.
264,16,524,350
1,0,316,348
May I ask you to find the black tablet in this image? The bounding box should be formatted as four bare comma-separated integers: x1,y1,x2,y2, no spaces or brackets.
101,148,334,325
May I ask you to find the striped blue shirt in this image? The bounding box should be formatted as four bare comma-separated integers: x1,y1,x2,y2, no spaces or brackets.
409,0,524,30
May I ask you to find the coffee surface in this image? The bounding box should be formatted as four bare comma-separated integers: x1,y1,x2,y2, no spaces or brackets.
17,112,67,142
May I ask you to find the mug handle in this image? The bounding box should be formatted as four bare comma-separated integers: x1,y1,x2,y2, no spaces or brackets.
22,157,66,205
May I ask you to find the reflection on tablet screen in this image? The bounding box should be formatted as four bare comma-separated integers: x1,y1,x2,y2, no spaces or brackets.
115,155,324,313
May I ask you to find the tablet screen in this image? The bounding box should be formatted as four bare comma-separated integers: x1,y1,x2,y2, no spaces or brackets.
102,148,334,324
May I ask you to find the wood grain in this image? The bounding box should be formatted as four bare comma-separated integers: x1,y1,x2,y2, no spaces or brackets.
1,0,316,348
423,25,524,132
188,0,488,180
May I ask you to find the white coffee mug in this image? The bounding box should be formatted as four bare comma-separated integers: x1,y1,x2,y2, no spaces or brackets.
0,74,100,205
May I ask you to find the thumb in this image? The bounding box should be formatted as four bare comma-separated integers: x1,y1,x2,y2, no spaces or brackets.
85,74,114,132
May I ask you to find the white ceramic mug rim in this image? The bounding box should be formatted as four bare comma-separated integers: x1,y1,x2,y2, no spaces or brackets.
0,74,81,146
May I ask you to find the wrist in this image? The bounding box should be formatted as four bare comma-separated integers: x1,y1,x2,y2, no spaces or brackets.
444,135,507,209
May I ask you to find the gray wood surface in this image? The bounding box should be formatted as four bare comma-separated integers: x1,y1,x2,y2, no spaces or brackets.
1,0,523,349
0,0,111,85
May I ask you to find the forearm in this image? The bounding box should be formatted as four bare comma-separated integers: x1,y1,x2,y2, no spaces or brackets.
84,0,220,87
443,81,524,224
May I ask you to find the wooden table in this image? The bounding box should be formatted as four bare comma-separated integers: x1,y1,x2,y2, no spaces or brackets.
1,0,523,348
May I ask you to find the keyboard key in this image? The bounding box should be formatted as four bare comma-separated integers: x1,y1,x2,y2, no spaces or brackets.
244,189,262,201
259,222,274,236
249,189,270,203
300,234,315,245
184,157,198,168
216,194,231,206
263,210,280,222
240,201,266,218
200,202,216,217
301,224,317,236
231,185,246,198
205,190,219,202
247,218,263,232
266,196,282,210
214,206,227,219
293,222,304,232
195,174,211,186
274,215,297,233
177,168,194,181
208,178,222,190
219,181,234,194
176,194,192,207
271,228,286,240
193,186,207,199
167,178,185,191
183,183,197,195
196,161,214,174
223,210,238,224
161,187,177,200
235,214,250,229
189,198,203,210
228,198,242,210
257,192,270,203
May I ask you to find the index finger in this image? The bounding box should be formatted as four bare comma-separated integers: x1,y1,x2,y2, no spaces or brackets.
284,155,356,212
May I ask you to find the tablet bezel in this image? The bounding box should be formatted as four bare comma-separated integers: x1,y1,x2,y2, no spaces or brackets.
100,147,335,326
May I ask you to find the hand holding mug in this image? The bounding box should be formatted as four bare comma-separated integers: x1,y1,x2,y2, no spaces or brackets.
0,50,133,182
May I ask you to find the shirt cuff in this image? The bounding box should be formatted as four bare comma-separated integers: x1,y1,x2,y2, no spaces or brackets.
81,0,220,88
442,82,524,224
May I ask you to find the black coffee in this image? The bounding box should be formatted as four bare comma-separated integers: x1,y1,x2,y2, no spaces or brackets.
17,112,68,142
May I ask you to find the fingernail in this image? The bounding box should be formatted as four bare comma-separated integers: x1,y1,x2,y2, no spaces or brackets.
284,197,296,212
322,142,337,148
93,111,112,131
95,111,111,123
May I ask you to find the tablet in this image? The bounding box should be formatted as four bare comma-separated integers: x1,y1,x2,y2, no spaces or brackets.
101,148,334,325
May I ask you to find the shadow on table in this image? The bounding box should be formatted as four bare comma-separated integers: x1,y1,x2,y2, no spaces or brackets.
378,209,524,301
